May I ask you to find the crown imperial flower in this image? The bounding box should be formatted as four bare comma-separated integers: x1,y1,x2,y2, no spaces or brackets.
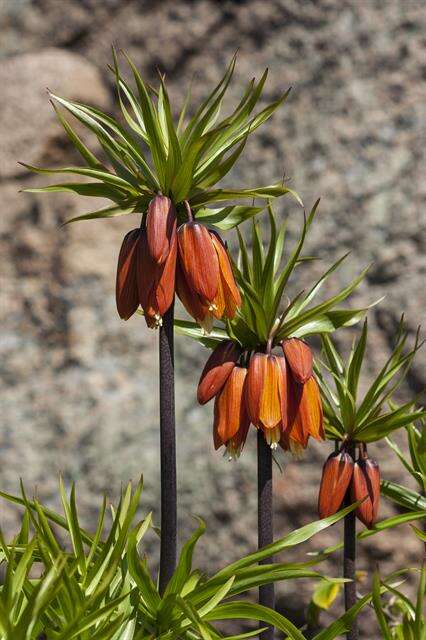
350,452,380,529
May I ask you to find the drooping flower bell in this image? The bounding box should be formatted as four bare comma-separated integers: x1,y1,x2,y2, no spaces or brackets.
245,353,287,449
279,338,324,450
213,365,250,459
350,447,380,529
177,204,241,329
318,449,354,519
116,195,177,328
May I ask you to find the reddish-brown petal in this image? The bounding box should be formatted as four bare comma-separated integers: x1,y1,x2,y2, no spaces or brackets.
116,229,140,320
282,338,313,384
197,340,241,405
286,375,324,447
146,195,176,264
276,356,288,430
245,353,268,426
177,222,219,303
350,458,380,529
318,451,354,519
213,366,248,448
176,261,210,324
210,232,241,319
152,233,177,316
259,355,284,431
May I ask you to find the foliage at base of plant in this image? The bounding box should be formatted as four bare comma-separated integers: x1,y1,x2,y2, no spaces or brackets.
0,480,378,640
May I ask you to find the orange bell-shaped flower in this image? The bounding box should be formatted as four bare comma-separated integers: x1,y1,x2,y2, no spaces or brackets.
245,353,287,449
350,455,380,529
281,338,313,384
286,375,324,448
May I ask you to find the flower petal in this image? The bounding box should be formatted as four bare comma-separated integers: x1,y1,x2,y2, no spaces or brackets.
282,338,313,384
245,352,268,426
146,195,176,264
210,232,241,319
197,340,241,405
259,355,284,430
213,366,248,447
116,228,140,320
177,222,219,303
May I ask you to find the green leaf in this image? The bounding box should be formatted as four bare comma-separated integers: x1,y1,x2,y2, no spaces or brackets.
194,205,264,230
204,602,305,640
174,319,229,348
381,480,426,512
189,183,302,207
63,205,137,225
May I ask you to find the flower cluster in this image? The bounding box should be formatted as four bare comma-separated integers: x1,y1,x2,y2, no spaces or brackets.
318,443,380,528
197,337,324,458
116,196,241,328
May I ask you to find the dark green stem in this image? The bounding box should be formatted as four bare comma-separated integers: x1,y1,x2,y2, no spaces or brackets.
158,302,177,595
257,430,275,640
343,441,358,640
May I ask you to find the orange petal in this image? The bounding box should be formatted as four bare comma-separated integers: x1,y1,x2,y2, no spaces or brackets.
176,261,209,324
282,338,313,384
213,366,248,447
152,233,177,316
177,222,219,303
197,340,241,405
286,375,323,447
210,232,241,319
259,355,284,430
146,195,176,264
245,353,268,426
116,229,140,320
318,451,354,519
276,356,288,430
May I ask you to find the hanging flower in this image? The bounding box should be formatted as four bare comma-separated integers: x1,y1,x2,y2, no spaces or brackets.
350,448,380,529
318,449,354,519
245,352,287,449
213,366,250,459
116,217,177,328
177,204,241,328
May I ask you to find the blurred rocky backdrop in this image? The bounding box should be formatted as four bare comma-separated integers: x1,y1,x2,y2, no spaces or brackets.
0,0,425,636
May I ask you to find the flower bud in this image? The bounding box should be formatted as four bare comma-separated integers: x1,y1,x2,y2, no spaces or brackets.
197,340,241,405
350,457,381,529
177,221,219,304
116,228,141,320
318,451,354,519
146,195,177,264
282,338,313,384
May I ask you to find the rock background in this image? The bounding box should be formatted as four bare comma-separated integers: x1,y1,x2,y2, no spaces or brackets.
0,0,425,637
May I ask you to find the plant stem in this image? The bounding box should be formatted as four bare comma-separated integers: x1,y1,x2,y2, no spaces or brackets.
343,441,358,640
158,302,177,595
257,430,274,640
